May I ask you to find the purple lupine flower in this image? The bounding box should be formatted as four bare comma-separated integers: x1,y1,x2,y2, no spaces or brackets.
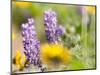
44,9,65,44
21,18,44,71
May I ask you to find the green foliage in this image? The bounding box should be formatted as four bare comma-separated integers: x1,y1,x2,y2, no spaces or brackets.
70,57,85,70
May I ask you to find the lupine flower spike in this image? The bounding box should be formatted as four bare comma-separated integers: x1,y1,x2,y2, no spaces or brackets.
44,9,65,44
21,18,44,72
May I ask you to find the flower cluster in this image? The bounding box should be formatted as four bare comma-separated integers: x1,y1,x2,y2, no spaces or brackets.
44,9,65,44
21,9,66,72
21,18,43,71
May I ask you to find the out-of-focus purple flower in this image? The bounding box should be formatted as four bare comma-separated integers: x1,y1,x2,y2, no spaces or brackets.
79,6,89,26
44,9,65,44
55,25,66,36
21,18,44,71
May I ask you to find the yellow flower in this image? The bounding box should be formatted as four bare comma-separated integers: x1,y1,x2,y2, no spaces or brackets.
15,2,32,7
40,44,72,67
13,50,26,70
12,33,15,40
84,6,96,14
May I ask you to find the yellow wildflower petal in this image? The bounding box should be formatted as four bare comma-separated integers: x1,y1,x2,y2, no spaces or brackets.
15,2,32,7
84,6,96,14
12,33,15,40
40,43,72,67
20,53,27,66
13,50,27,70
15,50,21,65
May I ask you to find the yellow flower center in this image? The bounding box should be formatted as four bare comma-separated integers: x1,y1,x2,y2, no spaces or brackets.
40,43,72,67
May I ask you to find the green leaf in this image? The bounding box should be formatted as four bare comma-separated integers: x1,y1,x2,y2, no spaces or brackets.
70,58,85,70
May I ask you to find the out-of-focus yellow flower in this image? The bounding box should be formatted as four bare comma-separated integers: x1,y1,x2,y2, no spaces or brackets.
12,33,15,40
84,6,96,14
15,2,32,7
40,44,72,67
13,50,26,70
